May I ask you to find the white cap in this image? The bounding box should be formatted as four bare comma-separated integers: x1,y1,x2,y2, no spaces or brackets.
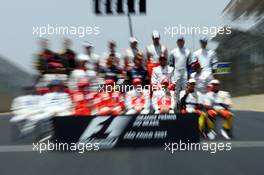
82,41,93,48
77,54,89,62
109,40,116,45
177,35,184,41
188,78,196,84
129,37,138,43
152,30,160,38
200,37,208,42
210,79,220,85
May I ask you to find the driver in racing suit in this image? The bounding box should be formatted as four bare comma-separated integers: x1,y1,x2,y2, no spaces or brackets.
193,37,218,76
179,78,207,135
123,37,141,69
35,38,66,75
94,79,125,116
82,41,100,72
70,80,96,116
68,54,96,91
99,54,123,83
151,54,176,91
169,37,193,99
125,78,150,115
125,53,149,86
10,87,42,135
101,40,122,68
190,60,213,94
35,73,68,95
146,30,168,80
152,78,176,114
204,79,233,140
30,80,73,122
58,38,77,74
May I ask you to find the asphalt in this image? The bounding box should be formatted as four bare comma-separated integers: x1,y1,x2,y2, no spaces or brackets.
232,94,264,112
0,111,263,175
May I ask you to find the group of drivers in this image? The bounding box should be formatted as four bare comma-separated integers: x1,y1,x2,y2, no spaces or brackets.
11,30,233,140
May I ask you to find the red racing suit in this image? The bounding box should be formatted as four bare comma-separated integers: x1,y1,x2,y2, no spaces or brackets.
94,91,125,116
125,89,150,114
70,91,97,116
152,90,176,114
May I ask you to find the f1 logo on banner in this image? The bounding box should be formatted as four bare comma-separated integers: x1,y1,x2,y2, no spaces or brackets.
52,114,199,150
78,116,132,148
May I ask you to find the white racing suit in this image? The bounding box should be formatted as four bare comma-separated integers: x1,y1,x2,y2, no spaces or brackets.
151,65,176,87
204,91,233,137
10,95,42,122
152,90,176,114
68,69,96,90
169,47,193,99
125,89,150,115
30,92,73,122
146,44,168,63
204,91,232,112
10,95,42,134
146,44,168,80
29,92,73,139
179,90,203,113
193,48,218,74
190,71,213,94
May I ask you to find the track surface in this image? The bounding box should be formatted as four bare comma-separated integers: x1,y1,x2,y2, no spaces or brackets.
0,111,263,175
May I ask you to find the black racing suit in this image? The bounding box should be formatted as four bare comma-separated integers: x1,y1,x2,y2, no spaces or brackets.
35,49,66,74
59,49,76,74
126,66,149,86
99,65,123,83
